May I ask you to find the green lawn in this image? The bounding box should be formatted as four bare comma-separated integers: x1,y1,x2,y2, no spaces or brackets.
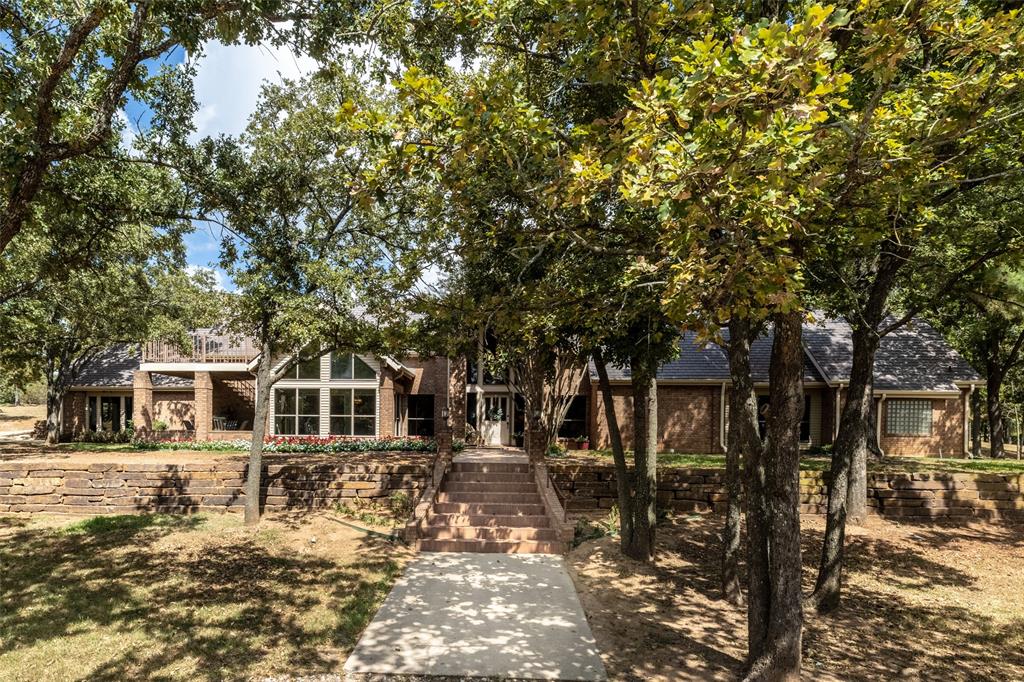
564,449,1024,474
0,512,408,681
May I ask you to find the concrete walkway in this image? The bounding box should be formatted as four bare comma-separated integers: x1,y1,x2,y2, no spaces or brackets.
343,552,606,681
453,446,529,464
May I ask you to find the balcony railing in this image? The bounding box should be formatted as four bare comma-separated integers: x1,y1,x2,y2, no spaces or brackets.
142,334,259,364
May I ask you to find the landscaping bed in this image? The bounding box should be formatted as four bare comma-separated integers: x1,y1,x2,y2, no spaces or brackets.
0,511,413,681
570,514,1024,681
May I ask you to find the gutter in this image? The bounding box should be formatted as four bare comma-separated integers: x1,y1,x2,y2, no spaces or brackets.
834,384,843,441
719,381,728,453
876,393,887,457
964,384,974,457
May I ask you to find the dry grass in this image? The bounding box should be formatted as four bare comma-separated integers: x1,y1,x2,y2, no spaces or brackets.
0,404,45,433
569,515,1024,681
0,511,413,681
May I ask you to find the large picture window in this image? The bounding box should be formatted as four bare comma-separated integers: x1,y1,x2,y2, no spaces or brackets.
291,358,320,380
558,396,588,439
330,388,377,436
886,399,932,436
274,388,319,435
330,353,376,380
407,395,435,437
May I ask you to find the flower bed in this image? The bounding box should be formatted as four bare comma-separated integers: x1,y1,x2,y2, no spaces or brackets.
131,435,465,454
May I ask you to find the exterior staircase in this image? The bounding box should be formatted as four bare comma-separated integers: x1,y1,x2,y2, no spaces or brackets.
414,456,570,554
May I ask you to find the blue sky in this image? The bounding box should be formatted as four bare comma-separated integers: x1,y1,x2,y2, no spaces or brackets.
122,41,318,291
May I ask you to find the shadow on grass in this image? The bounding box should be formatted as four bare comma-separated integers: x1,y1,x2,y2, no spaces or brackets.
0,514,403,680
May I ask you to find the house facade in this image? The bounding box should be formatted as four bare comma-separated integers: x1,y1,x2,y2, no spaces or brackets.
61,318,981,457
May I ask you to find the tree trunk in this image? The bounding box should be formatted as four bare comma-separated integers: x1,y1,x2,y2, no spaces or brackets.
988,370,1006,459
743,311,804,682
807,324,879,612
625,357,658,562
594,349,634,549
722,317,760,605
244,340,273,525
45,380,64,445
971,388,983,458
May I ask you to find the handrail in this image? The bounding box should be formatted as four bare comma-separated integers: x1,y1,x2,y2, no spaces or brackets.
142,334,259,363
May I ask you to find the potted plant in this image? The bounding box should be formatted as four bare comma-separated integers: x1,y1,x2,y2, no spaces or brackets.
578,435,590,450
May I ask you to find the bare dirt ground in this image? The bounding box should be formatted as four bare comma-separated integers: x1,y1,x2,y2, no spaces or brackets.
0,404,44,433
569,514,1024,681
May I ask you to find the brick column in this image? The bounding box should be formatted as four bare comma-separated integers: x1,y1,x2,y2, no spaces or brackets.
448,356,467,439
436,423,453,457
195,371,213,441
379,369,396,437
132,371,154,434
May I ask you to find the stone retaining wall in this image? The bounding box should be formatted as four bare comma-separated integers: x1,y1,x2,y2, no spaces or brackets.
549,463,1024,522
0,459,430,515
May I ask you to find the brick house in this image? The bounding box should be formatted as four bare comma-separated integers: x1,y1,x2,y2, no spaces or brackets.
61,318,981,457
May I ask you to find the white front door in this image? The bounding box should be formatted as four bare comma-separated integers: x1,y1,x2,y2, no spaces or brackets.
482,395,509,446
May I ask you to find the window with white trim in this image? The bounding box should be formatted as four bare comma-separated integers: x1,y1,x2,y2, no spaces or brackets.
330,388,377,435
330,353,376,380
274,388,319,435
886,399,932,436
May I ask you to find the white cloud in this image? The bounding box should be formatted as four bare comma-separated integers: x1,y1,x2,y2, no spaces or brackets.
115,109,139,155
186,264,228,292
190,40,319,140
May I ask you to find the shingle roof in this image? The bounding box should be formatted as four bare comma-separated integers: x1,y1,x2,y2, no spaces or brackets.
73,345,193,389
591,318,979,391
803,317,980,391
589,330,731,382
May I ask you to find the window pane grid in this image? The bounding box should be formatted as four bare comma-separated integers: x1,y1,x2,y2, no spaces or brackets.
274,388,320,435
330,388,377,436
887,399,932,436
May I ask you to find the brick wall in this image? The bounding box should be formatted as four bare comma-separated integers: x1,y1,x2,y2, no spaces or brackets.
881,396,965,457
403,356,451,434
153,392,196,430
61,392,87,438
0,458,430,515
589,384,722,453
550,463,1024,522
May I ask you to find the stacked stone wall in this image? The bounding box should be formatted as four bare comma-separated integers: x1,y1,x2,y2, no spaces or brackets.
0,457,430,515
549,463,1024,522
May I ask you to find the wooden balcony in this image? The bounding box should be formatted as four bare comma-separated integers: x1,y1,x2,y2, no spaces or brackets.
142,334,259,364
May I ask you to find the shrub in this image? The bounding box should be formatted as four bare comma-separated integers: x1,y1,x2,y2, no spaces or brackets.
389,491,412,518
263,435,437,453
546,442,567,457
152,419,169,432
75,425,134,444
130,435,441,453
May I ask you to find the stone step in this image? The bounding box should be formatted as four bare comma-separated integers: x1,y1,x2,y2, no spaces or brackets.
420,525,560,542
418,538,566,554
426,512,551,528
432,502,547,516
450,462,531,474
445,472,535,484
442,481,539,494
436,491,542,504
